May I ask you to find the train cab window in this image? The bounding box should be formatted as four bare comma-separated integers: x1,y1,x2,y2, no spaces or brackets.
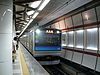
35,29,61,51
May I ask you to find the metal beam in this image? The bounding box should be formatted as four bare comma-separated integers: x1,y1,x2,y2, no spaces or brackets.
16,18,24,20
16,23,25,25
14,3,36,10
16,23,25,26
16,18,28,23
16,17,22,19
16,20,28,23
16,9,31,14
16,21,22,23
14,0,39,4
16,13,23,16
16,10,24,14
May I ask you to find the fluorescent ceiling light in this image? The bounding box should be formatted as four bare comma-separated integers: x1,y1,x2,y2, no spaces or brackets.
29,19,33,23
30,30,33,32
29,1,42,8
23,25,25,26
16,31,20,33
32,12,39,19
24,22,27,24
38,0,50,11
23,35,27,37
20,37,23,38
27,10,35,15
26,17,30,20
26,19,29,21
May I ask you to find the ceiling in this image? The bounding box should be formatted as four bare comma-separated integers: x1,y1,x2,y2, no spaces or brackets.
13,0,41,31
13,0,73,33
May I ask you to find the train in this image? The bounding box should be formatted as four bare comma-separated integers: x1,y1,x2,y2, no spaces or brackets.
20,28,61,65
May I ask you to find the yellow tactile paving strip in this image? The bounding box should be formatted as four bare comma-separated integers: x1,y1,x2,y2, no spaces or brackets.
19,49,30,75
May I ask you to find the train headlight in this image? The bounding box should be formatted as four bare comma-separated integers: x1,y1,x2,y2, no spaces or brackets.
36,29,41,34
57,31,60,34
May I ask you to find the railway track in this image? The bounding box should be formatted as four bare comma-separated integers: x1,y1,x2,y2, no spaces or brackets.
43,64,69,75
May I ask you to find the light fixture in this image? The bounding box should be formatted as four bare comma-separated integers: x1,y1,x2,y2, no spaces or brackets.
87,28,97,32
23,35,27,37
22,26,24,28
68,31,74,34
19,0,49,37
7,9,12,12
32,12,39,19
38,0,50,11
23,24,25,26
20,37,23,38
36,29,41,34
16,31,20,33
27,10,35,16
84,13,89,20
24,22,27,24
30,30,33,32
68,44,73,47
62,44,67,46
29,19,33,24
26,19,29,21
76,45,83,48
29,1,42,8
62,32,66,34
87,47,97,50
76,30,83,33
26,17,30,20
57,31,60,34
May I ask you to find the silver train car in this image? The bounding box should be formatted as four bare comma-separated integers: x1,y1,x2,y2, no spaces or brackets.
20,28,61,65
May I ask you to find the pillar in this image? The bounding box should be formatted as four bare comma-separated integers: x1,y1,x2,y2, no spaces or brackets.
0,0,13,75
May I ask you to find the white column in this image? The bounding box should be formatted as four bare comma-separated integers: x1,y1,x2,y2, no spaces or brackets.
0,0,13,75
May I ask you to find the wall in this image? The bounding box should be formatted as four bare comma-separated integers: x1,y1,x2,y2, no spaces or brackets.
48,4,100,72
0,0,13,75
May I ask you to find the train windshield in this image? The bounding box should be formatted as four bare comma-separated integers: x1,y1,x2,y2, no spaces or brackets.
35,29,61,51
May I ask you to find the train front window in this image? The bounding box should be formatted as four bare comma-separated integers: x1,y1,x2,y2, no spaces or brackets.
35,33,61,46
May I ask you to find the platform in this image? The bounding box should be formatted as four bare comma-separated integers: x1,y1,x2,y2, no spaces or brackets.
13,43,49,75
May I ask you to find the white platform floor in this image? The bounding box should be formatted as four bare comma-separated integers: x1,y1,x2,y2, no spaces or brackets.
13,50,22,75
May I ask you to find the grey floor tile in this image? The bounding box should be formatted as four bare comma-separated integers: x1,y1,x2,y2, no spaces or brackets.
13,73,21,75
13,65,20,69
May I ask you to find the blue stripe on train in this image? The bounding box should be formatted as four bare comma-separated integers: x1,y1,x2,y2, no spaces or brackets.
35,46,61,51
